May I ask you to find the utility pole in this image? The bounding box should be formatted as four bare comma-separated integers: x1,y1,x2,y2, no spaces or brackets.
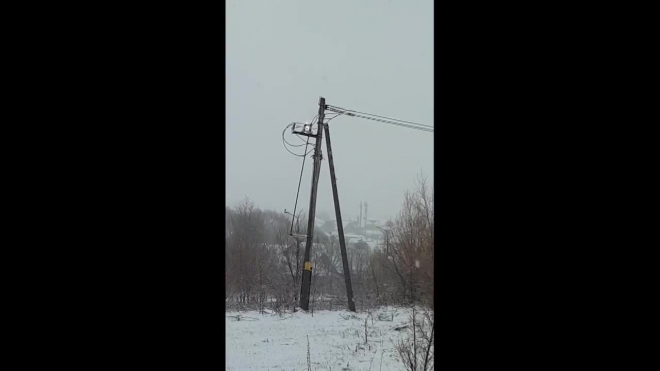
324,118,356,312
299,97,325,311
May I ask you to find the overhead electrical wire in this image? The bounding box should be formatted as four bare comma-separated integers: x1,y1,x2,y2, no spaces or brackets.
282,139,314,157
282,130,313,157
282,115,319,234
323,112,343,125
330,110,433,133
326,105,433,128
326,104,433,128
281,113,324,234
325,105,433,132
290,134,311,234
326,106,432,132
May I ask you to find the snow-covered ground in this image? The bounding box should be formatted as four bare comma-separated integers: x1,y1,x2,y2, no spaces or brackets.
226,306,427,370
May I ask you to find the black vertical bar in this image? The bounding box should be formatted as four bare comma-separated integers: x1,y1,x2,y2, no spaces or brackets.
299,97,325,310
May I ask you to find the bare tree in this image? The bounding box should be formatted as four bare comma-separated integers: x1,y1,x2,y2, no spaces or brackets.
224,172,433,314
379,174,434,306
395,307,434,371
226,197,267,306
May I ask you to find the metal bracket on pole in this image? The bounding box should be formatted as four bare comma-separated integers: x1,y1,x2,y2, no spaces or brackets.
292,122,320,138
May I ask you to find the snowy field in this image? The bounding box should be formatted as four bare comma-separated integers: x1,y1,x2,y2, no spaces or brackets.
226,306,431,371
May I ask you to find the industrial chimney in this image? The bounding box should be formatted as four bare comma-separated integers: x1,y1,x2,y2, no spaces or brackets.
359,201,362,229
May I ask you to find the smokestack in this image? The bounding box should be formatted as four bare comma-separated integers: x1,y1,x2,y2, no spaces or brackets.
364,202,368,228
359,201,362,228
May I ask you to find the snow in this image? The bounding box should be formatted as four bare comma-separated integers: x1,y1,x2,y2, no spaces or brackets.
226,306,426,370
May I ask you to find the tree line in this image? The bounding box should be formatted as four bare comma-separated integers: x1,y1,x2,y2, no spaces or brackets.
225,174,434,313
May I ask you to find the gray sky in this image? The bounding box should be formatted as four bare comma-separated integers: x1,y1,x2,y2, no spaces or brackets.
226,0,433,222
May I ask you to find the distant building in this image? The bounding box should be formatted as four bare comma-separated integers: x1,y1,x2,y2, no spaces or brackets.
318,211,392,252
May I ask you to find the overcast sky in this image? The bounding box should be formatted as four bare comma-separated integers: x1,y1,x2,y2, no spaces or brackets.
227,0,433,222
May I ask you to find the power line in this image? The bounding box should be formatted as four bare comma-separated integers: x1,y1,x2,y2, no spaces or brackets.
282,137,311,157
323,112,343,124
327,104,432,128
296,134,308,143
349,112,433,132
326,107,433,133
282,134,314,157
290,135,311,234
326,104,433,129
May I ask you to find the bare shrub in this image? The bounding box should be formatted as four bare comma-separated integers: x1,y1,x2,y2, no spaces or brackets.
306,335,311,371
395,307,434,371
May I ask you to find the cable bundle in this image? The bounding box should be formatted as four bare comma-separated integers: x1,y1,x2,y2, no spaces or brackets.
325,104,433,133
